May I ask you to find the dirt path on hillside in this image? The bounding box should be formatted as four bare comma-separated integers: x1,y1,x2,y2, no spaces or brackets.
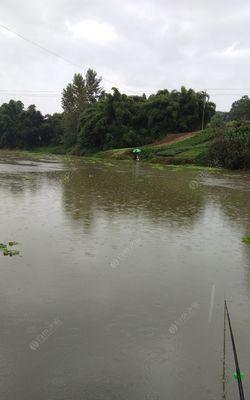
150,131,200,147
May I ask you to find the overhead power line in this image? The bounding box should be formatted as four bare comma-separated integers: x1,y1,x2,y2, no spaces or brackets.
0,22,82,70
1,22,250,96
0,22,151,94
0,89,61,93
206,88,250,90
2,22,250,97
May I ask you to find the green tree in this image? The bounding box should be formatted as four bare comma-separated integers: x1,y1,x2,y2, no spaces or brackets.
20,105,44,147
208,123,250,169
78,87,216,152
210,111,229,127
41,113,63,146
61,74,86,147
0,100,27,148
229,96,250,121
61,69,103,147
0,100,63,149
85,68,104,104
0,100,43,148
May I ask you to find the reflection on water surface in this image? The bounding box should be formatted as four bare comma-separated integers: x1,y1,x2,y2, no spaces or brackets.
0,156,249,399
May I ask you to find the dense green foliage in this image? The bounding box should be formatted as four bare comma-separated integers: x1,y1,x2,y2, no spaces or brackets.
210,111,229,127
208,123,250,169
0,71,216,151
229,96,250,121
61,69,103,147
0,100,62,149
1,67,250,170
78,86,216,151
136,123,250,169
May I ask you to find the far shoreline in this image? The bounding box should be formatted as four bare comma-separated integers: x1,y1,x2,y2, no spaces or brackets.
0,147,242,174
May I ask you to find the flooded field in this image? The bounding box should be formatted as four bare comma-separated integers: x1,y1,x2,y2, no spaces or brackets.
0,154,250,400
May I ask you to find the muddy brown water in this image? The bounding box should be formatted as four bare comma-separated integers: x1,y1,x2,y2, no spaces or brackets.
0,154,250,400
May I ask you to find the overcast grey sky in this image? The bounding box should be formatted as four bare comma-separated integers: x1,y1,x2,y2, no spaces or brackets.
1,0,250,114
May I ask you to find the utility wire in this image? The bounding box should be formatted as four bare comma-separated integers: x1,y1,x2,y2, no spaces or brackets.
0,22,150,94
2,23,250,96
1,21,250,97
205,88,250,91
0,22,82,70
1,89,250,96
0,90,61,93
5,22,249,95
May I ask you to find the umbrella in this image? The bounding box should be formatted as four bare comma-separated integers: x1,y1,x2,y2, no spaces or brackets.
132,148,141,153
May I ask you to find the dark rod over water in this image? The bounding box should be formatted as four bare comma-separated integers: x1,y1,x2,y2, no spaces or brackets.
223,300,226,400
225,300,245,400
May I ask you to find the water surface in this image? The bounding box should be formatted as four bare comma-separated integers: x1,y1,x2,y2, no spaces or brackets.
0,155,250,400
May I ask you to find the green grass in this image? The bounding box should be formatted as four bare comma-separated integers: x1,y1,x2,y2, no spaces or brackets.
0,129,217,168
137,129,214,164
27,145,67,155
156,143,209,157
95,128,216,167
143,129,213,156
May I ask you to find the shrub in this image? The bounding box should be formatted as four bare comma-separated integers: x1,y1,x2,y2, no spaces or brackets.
208,123,250,169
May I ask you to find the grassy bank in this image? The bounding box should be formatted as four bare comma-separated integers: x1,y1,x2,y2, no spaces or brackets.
0,129,216,167
95,129,215,166
0,146,67,161
1,126,247,171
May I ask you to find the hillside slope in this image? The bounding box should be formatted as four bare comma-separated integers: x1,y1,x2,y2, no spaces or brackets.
150,131,199,146
101,129,214,165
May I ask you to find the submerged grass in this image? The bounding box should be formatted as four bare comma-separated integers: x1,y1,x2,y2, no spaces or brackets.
242,236,250,244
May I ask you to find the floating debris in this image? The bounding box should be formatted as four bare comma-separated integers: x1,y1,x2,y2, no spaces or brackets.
0,242,20,257
8,241,19,247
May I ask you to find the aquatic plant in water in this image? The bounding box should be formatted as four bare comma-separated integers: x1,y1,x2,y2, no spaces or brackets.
0,242,20,256
242,236,250,244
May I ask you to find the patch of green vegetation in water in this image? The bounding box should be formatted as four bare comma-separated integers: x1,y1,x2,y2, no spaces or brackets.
242,236,250,244
0,242,20,257
151,164,164,170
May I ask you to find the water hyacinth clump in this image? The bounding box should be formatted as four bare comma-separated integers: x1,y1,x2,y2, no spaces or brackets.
0,242,20,257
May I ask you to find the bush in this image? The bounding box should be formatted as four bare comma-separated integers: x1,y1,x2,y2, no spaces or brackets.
208,123,250,169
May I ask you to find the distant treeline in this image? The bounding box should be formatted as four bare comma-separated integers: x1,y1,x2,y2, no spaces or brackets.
0,69,249,169
0,101,62,149
0,68,216,151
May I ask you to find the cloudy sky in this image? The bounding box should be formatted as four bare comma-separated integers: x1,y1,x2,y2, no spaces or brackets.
1,0,250,114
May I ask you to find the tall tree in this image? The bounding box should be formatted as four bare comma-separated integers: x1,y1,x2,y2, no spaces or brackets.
61,69,103,147
85,68,104,104
61,74,86,147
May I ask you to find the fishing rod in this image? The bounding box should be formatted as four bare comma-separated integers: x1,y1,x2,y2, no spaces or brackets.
224,300,246,400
